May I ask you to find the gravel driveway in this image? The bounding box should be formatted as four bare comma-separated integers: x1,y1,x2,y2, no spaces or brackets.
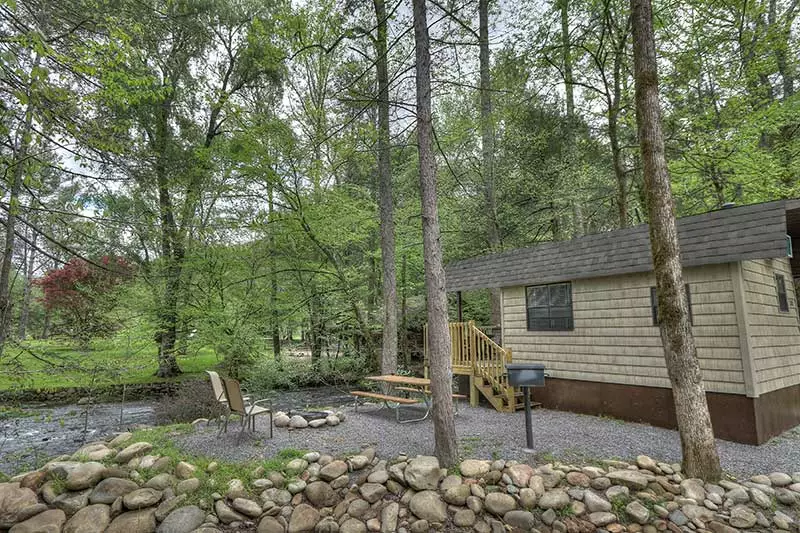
176,403,800,478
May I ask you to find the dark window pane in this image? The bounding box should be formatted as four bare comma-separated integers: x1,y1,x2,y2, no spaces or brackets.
526,282,573,331
776,274,789,312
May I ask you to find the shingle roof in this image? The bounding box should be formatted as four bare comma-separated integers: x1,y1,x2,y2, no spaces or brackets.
445,200,798,292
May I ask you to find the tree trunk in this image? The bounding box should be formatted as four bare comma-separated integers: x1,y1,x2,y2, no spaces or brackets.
0,56,38,358
154,98,182,378
17,231,36,340
375,0,398,376
268,185,281,361
401,254,409,366
630,0,721,481
412,0,458,466
479,0,502,334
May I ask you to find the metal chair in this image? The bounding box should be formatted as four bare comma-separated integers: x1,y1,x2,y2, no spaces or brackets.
220,377,272,438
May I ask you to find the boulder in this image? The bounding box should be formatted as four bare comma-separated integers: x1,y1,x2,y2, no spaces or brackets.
339,518,366,533
65,462,107,491
144,474,176,491
0,483,39,528
288,503,320,533
680,479,706,503
769,473,792,487
64,504,110,533
72,443,115,462
404,456,442,491
106,509,157,533
349,456,369,470
484,492,516,516
626,501,650,524
175,478,200,496
443,484,470,506
729,505,757,529
308,419,326,428
156,505,205,533
453,509,476,527
154,495,187,522
325,415,340,426
90,478,140,504
636,456,658,472
226,479,247,500
174,462,196,480
108,433,133,448
409,491,447,523
9,509,66,533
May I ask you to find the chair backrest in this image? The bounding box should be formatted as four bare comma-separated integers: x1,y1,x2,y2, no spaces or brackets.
206,371,226,402
222,377,246,414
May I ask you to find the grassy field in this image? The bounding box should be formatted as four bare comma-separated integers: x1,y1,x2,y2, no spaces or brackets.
0,338,221,390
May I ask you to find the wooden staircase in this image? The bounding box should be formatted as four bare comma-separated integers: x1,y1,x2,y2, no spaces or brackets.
423,321,530,413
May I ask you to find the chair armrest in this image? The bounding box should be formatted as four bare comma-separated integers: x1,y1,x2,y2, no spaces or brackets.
251,398,272,409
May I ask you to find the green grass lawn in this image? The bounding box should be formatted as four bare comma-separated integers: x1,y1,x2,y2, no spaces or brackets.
0,338,221,390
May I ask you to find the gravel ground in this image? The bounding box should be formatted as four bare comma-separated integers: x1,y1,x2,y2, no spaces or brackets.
176,403,800,478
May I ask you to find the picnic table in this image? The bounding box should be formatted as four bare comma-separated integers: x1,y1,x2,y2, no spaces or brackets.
350,375,466,423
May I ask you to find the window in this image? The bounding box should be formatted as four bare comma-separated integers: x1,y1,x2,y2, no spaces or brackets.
650,284,693,325
775,274,789,312
526,282,573,331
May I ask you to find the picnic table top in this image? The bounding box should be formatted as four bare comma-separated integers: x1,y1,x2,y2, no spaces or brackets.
365,374,430,386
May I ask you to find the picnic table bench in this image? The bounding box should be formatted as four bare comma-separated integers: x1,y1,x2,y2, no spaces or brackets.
350,375,465,423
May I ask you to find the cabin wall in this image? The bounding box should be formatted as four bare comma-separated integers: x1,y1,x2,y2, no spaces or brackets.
741,257,800,395
501,263,746,395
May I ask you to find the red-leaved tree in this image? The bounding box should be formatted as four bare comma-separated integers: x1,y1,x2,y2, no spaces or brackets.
35,256,134,344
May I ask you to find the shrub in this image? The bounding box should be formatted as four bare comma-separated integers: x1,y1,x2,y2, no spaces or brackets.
244,355,368,396
154,379,225,425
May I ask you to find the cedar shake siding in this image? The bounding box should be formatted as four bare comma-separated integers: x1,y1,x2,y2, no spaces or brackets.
500,264,746,395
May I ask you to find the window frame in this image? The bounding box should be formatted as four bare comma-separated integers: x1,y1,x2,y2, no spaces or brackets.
775,273,790,313
525,282,574,331
650,284,693,326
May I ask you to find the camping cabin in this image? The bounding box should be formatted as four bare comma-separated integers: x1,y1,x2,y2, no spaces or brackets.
443,200,800,445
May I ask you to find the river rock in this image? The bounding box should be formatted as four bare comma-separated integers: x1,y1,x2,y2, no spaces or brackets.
232,498,262,517
174,462,196,480
539,490,570,509
289,416,308,429
0,483,39,527
636,456,658,472
443,484,470,506
156,505,205,533
226,479,248,500
214,500,245,524
584,490,611,512
65,462,106,491
349,456,370,470
305,482,338,507
460,460,490,478
589,512,617,527
154,494,187,522
503,510,535,530
91,478,140,504
64,504,110,533
485,493,516,516
176,478,200,496
115,442,153,464
274,414,291,427
124,488,162,510
409,491,446,522
507,464,534,487
108,433,133,448
729,505,757,529
325,415,340,426
359,483,387,504
53,489,91,516
607,470,649,490
145,474,176,491
626,501,650,524
288,503,320,533
339,518,366,533
258,516,285,533
320,461,347,481
73,443,115,462
769,473,792,487
681,479,706,503
454,509,476,527
404,456,442,491
380,501,398,533
9,509,65,533
106,509,156,533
